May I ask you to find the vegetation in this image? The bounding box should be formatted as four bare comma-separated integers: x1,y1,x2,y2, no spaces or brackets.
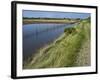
23,17,81,20
23,17,80,24
23,18,90,69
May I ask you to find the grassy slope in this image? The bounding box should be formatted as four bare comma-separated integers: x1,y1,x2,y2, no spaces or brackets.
24,18,90,69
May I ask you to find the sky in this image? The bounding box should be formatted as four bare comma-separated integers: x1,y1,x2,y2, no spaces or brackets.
23,10,90,19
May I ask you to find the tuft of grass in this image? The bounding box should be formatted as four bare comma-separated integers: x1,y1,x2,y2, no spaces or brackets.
64,27,76,34
23,18,90,69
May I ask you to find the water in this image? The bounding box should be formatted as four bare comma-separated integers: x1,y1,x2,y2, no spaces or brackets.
23,23,75,61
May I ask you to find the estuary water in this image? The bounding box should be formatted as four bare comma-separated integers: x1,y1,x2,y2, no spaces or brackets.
23,23,75,61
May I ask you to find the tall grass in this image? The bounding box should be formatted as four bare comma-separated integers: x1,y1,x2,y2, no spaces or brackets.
24,18,90,69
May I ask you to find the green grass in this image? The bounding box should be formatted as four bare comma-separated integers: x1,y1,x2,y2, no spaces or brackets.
23,18,90,69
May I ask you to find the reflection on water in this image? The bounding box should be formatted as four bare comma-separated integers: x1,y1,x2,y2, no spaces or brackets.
23,23,74,61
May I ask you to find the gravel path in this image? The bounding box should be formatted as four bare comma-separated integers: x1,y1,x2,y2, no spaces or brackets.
75,39,91,66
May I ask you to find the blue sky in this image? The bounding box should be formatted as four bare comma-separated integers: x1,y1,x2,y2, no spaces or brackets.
23,10,90,19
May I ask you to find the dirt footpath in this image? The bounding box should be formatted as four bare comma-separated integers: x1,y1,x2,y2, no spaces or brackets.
75,39,91,66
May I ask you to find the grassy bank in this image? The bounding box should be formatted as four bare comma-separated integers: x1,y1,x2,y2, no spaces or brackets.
23,18,90,69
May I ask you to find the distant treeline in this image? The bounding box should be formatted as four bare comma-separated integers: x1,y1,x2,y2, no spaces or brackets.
23,17,82,20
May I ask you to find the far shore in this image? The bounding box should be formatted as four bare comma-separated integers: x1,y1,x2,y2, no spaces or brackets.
23,18,80,24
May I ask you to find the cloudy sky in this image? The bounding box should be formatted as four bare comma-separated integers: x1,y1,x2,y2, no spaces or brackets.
23,10,90,19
